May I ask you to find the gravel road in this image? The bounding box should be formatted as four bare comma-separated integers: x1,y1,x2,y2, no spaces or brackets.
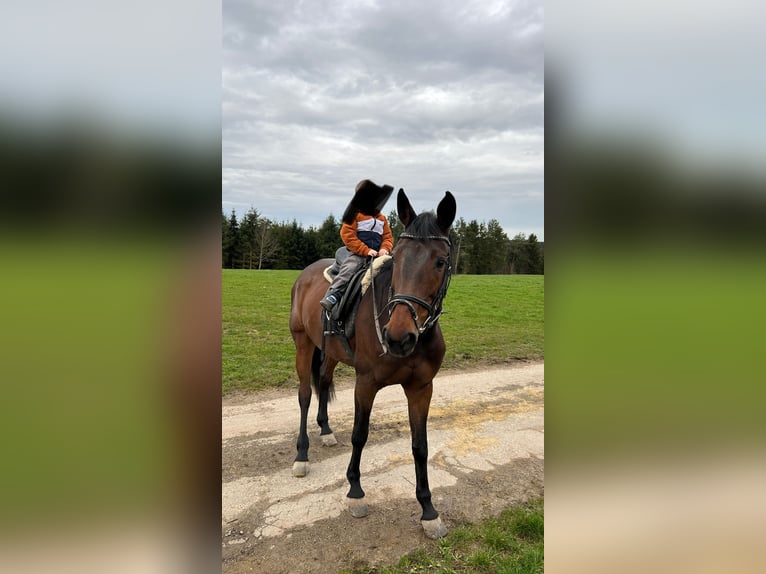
222,362,544,573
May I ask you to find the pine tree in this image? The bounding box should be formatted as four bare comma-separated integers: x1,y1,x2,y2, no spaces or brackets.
485,219,508,274
462,220,482,274
222,210,242,269
388,210,404,243
316,214,342,258
240,207,260,269
524,233,543,274
222,210,230,265
220,206,540,275
273,220,316,270
507,233,528,274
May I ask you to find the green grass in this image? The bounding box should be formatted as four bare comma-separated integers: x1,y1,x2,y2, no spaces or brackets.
339,499,544,574
223,270,300,393
222,270,543,394
441,275,544,370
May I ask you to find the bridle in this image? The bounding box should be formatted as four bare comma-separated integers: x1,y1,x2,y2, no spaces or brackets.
371,232,453,356
386,233,453,333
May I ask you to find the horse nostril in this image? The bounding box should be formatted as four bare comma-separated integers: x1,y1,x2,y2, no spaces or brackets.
404,333,416,348
383,328,417,356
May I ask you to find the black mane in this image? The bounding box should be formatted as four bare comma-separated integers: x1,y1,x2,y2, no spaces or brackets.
404,212,446,238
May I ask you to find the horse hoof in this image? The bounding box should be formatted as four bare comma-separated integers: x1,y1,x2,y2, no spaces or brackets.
292,461,309,477
321,433,337,447
421,516,447,539
347,497,368,518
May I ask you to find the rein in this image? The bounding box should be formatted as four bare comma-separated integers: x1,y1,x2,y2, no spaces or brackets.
370,254,388,356
372,233,453,355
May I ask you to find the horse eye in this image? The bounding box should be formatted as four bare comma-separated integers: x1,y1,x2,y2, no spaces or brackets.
436,259,446,270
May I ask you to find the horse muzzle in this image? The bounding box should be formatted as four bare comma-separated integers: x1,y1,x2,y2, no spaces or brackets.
382,325,418,357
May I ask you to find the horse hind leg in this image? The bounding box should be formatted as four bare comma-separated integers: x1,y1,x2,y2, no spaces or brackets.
315,353,338,447
292,334,314,477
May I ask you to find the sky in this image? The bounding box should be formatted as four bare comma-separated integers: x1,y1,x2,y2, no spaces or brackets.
223,0,544,239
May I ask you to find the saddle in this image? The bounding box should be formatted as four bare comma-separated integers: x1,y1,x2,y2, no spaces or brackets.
322,247,392,347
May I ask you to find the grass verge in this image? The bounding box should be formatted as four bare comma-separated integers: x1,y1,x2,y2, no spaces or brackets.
340,499,544,574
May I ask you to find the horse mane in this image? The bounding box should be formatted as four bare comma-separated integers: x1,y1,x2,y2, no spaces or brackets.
404,212,447,239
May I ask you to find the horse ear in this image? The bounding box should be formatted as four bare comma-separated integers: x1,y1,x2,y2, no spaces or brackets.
397,188,417,228
436,191,456,233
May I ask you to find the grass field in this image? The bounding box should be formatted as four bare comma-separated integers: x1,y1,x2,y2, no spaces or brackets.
340,499,544,574
223,269,543,394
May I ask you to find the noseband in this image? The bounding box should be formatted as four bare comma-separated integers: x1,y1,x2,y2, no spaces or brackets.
372,233,453,355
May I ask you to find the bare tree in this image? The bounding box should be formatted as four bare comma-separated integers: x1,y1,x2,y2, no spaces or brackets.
255,219,279,270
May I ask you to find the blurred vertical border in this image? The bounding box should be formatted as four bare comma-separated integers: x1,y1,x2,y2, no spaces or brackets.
546,1,766,572
0,1,221,573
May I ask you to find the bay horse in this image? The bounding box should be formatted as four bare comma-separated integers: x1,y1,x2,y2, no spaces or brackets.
288,188,456,539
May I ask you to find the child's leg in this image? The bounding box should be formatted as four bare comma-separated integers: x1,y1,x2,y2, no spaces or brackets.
321,254,365,308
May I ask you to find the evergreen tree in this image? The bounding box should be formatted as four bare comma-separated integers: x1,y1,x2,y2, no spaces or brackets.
222,209,242,269
273,220,319,270
507,233,528,274
524,233,544,274
271,222,293,269
388,210,404,243
220,206,542,274
474,222,495,274
485,219,508,274
239,207,260,269
222,210,230,265
302,227,321,268
316,214,342,258
462,219,482,274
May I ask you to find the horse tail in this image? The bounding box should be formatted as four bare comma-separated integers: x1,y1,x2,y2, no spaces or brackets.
310,346,336,403
310,346,322,394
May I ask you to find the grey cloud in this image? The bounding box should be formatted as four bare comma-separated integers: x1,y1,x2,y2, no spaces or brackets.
349,1,543,80
223,0,543,236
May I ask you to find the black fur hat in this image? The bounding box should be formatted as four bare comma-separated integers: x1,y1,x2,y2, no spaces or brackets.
342,179,394,224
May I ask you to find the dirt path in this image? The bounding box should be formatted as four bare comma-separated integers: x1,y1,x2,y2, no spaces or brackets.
222,362,544,574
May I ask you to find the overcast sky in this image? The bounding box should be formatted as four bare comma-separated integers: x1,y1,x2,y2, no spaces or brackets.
223,0,543,239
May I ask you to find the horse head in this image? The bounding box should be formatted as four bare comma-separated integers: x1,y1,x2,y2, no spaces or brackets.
382,189,456,357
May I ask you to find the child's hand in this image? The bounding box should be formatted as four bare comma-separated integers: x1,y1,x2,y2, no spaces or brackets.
368,249,379,257
379,248,389,256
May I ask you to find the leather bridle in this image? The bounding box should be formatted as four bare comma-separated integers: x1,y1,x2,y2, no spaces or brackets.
372,233,452,355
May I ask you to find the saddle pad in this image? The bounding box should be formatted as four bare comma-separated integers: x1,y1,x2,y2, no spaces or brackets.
323,255,392,295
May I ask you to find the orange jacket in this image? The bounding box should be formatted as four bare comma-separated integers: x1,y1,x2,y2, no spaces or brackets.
340,212,394,256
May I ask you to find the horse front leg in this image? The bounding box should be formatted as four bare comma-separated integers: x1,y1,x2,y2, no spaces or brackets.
345,381,378,518
405,382,447,539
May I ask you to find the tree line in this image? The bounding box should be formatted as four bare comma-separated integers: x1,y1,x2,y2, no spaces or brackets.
222,208,543,274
